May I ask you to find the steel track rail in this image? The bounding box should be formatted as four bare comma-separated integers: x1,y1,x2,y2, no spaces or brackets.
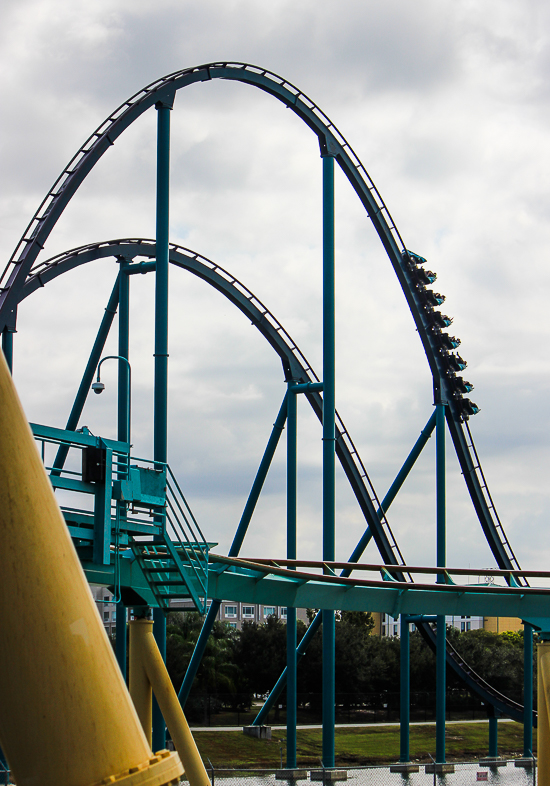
0,61,520,583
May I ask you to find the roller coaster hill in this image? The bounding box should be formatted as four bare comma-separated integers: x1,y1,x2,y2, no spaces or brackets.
1,62,550,786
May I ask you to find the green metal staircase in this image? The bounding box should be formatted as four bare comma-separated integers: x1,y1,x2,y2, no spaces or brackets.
128,463,209,613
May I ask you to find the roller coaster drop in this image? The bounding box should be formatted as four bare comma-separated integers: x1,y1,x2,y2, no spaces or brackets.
1,63,549,779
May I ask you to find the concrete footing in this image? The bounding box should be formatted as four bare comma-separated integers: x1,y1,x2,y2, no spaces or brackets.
242,725,272,740
390,763,420,773
310,770,348,781
479,758,507,767
275,770,308,780
514,759,535,768
425,763,455,774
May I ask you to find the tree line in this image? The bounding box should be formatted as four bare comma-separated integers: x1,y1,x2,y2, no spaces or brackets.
165,610,531,721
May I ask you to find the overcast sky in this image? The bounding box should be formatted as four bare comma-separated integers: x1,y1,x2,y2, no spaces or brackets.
1,0,549,579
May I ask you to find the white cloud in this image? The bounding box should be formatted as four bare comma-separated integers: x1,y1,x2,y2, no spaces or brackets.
2,0,550,577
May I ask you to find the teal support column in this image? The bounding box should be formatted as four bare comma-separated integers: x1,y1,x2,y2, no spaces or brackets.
435,403,446,764
436,616,446,762
378,410,437,520
1,328,13,373
252,411,437,726
400,616,410,762
488,710,498,757
52,275,120,475
436,403,446,573
118,265,130,447
116,266,130,680
153,95,173,753
287,383,298,768
178,394,288,706
322,152,336,769
116,605,127,680
524,622,534,757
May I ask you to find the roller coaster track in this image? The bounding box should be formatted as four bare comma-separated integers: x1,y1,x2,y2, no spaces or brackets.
16,238,407,574
14,238,534,724
0,61,522,581
0,62,529,718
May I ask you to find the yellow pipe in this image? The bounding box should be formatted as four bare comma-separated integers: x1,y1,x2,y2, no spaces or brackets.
0,350,183,786
129,619,211,786
130,620,155,747
538,642,550,784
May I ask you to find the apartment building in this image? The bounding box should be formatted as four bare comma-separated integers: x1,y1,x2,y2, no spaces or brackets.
91,585,117,637
372,611,517,637
91,588,309,635
170,599,309,630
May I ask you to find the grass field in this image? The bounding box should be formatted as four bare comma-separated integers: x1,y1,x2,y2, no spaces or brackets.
192,722,534,767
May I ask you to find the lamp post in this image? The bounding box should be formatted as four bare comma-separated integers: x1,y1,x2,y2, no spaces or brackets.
93,355,132,447
93,354,132,679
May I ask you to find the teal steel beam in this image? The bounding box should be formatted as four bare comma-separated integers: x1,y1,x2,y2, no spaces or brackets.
436,404,446,572
116,605,127,681
252,412,436,727
116,266,130,678
378,410,437,518
93,447,113,565
400,615,410,762
208,560,550,617
51,276,120,475
177,394,288,705
436,615,446,762
435,403,446,764
117,266,130,447
153,96,173,752
229,393,288,559
287,381,298,768
349,410,438,561
252,611,320,726
32,422,128,453
1,328,13,373
322,152,336,768
524,622,534,756
488,710,498,757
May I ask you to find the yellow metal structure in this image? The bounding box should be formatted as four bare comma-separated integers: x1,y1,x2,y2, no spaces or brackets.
0,350,183,786
129,619,211,786
539,642,550,784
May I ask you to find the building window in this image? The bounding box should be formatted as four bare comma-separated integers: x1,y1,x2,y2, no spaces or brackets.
280,608,287,619
263,606,276,618
228,622,237,629
225,606,237,618
242,606,255,618
104,596,110,602
112,611,116,621
103,611,110,621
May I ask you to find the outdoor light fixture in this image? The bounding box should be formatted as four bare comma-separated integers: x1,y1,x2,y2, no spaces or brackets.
92,355,132,443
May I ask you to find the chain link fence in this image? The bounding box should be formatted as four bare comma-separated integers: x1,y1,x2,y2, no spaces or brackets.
199,761,537,786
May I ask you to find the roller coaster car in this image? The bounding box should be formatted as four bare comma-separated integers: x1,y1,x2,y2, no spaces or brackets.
417,288,446,307
447,374,474,395
431,329,461,350
426,310,453,329
457,398,480,419
402,249,427,266
412,267,437,286
442,351,467,372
